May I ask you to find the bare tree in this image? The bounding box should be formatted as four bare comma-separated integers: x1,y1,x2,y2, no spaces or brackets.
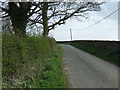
0,1,39,36
1,1,104,36
29,1,104,36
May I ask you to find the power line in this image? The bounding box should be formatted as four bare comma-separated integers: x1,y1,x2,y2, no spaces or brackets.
53,7,119,32
73,7,120,31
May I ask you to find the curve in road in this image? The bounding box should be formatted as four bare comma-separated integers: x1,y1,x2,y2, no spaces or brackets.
62,45,118,88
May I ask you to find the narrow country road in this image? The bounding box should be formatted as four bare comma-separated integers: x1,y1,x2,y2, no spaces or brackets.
62,45,118,88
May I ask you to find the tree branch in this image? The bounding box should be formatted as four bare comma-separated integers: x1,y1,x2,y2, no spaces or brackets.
0,6,9,14
48,5,88,30
1,14,9,18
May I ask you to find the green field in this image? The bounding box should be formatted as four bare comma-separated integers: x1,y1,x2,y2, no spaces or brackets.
70,42,119,66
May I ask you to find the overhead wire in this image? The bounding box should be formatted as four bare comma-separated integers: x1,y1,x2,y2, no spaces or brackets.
73,7,120,31
53,7,119,32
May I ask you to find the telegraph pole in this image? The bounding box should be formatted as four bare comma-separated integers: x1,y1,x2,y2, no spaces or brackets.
70,28,72,41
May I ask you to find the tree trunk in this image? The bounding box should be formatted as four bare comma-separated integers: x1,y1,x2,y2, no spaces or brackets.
12,19,27,36
42,2,49,37
9,2,28,36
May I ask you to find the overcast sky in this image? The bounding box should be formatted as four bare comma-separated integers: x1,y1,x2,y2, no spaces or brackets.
49,1,118,41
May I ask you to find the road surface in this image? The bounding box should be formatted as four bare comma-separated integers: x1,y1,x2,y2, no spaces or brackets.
62,45,118,88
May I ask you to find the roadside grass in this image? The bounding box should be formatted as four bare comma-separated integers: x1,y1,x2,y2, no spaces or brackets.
21,46,67,88
2,33,67,88
24,46,67,88
70,43,119,66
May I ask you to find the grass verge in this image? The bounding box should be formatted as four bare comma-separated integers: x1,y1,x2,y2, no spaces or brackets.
70,43,119,66
2,33,67,88
22,46,67,88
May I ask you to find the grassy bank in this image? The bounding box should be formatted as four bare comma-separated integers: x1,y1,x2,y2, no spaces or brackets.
70,43,119,66
2,33,67,88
